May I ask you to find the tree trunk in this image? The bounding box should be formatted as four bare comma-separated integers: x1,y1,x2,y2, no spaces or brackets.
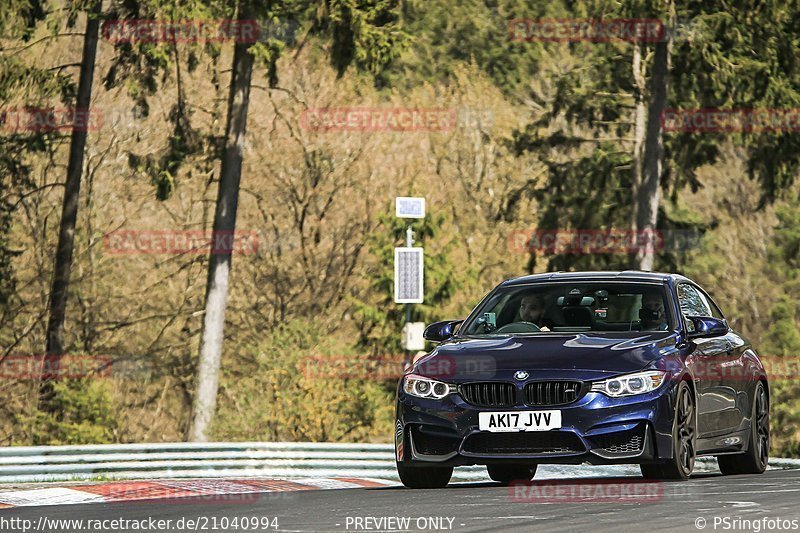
188,22,254,442
630,42,646,267
40,1,102,410
635,37,669,271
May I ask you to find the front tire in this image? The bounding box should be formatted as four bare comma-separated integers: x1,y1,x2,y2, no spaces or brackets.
717,382,769,475
487,463,537,485
397,462,453,489
640,381,696,481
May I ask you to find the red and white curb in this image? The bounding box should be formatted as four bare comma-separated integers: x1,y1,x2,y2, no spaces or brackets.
0,477,397,509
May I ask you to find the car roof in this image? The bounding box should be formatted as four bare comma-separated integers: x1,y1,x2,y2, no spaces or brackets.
501,271,695,287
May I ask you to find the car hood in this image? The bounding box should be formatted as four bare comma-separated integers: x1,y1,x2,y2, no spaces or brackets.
412,332,678,383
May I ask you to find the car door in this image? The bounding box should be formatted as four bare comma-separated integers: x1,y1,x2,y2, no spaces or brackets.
695,286,747,433
677,283,734,437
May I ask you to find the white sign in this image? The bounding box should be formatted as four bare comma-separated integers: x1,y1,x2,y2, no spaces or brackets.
402,322,426,351
395,197,426,219
394,247,424,303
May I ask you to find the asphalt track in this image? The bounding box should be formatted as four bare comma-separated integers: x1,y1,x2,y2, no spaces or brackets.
2,469,799,533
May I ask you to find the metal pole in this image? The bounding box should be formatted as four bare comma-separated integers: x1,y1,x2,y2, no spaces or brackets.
404,225,414,369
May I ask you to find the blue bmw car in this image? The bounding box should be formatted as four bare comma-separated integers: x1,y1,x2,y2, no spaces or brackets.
395,271,770,488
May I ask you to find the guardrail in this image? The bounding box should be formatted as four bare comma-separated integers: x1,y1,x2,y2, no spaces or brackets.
0,442,797,484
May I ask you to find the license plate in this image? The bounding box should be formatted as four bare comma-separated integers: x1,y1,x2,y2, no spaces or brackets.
478,410,561,432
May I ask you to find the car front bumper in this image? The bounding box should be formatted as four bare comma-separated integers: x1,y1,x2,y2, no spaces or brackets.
395,381,678,467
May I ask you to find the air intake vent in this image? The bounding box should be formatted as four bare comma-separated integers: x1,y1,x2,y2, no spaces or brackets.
591,424,646,455
410,425,460,456
459,382,516,407
523,381,583,406
463,431,585,455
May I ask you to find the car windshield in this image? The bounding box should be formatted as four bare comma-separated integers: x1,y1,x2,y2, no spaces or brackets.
462,282,672,335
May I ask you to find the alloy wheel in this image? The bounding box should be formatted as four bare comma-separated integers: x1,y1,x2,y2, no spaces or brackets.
755,386,770,468
676,385,696,475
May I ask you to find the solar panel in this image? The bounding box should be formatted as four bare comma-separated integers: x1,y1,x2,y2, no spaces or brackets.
394,247,424,303
395,197,426,219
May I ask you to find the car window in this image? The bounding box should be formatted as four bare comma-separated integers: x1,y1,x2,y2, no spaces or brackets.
676,284,715,334
461,282,672,334
698,288,725,319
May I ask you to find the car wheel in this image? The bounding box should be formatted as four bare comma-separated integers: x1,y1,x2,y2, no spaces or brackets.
640,381,696,481
396,462,453,489
717,382,769,475
486,464,537,485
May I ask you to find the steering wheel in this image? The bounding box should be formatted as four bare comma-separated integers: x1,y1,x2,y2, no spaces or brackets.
494,321,541,334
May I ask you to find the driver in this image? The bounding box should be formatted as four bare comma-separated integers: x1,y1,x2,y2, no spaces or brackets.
640,292,668,331
519,294,553,331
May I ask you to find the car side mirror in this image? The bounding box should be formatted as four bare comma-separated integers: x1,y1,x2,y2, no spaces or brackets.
423,320,463,343
686,316,728,339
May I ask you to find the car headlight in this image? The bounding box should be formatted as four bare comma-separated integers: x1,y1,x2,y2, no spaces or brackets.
591,371,667,397
403,374,453,400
